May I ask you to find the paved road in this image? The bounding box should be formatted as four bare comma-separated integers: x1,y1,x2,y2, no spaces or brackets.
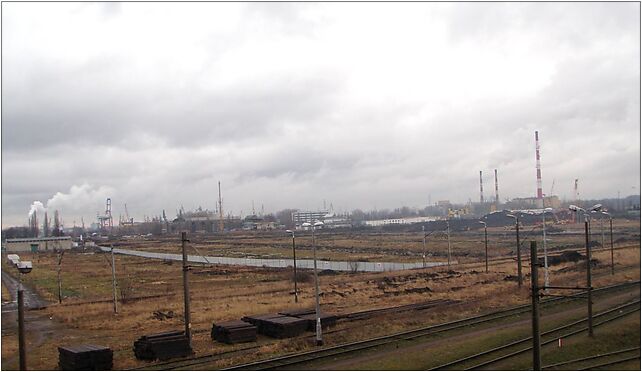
1,270,48,312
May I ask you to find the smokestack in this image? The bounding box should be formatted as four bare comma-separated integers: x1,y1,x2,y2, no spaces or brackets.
494,169,499,207
535,131,543,199
218,181,224,233
574,179,579,201
479,170,484,204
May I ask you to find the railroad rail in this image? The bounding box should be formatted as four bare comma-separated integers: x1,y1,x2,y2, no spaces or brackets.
578,354,641,370
130,280,638,371
129,298,459,370
216,281,638,371
430,299,640,370
542,346,640,370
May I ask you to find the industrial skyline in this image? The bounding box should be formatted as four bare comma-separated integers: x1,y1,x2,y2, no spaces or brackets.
2,2,640,228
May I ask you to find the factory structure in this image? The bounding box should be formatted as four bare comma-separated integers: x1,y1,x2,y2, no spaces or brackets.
9,130,638,241
474,130,563,213
3,236,73,253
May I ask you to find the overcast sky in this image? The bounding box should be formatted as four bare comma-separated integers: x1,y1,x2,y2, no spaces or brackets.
2,2,640,228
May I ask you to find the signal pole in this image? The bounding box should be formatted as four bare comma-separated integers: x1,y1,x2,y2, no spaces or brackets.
181,232,192,345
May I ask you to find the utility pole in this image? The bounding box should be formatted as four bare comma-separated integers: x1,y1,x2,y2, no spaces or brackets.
446,220,452,269
542,212,549,290
484,224,488,273
610,217,614,275
181,232,192,345
289,231,298,303
312,225,323,346
530,241,541,370
585,217,593,337
600,217,605,249
57,251,65,304
516,217,523,288
422,225,426,268
110,246,118,314
18,278,26,371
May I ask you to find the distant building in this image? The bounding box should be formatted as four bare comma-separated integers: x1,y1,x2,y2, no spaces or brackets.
242,215,277,230
364,216,438,227
292,210,329,227
4,237,72,252
320,214,352,229
507,196,561,209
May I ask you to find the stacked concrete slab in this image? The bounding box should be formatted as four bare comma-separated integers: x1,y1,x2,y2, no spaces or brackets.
241,313,309,339
58,344,113,370
279,309,338,331
133,330,193,361
211,320,257,344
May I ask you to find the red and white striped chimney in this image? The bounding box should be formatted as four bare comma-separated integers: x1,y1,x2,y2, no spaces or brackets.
535,131,543,199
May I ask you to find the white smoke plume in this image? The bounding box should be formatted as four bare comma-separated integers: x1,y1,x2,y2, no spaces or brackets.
27,184,114,222
46,183,114,212
28,201,46,218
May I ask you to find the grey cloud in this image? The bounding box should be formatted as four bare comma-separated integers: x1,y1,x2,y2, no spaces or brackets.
1,2,639,227
3,63,343,152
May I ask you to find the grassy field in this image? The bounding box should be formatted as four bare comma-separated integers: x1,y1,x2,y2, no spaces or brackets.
1,223,639,370
111,218,641,264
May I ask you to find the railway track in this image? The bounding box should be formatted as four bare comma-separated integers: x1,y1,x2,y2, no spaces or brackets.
129,299,460,370
130,281,638,370
430,299,640,370
212,281,638,371
542,347,640,370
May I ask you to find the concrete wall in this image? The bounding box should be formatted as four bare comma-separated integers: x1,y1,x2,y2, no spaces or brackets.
5,238,72,252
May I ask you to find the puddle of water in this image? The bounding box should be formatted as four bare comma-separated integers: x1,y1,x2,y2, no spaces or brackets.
100,247,451,272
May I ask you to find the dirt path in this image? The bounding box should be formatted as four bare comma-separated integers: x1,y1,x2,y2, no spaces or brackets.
1,271,48,310
1,270,61,370
312,288,641,370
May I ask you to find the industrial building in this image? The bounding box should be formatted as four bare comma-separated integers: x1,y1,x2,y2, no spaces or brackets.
291,210,329,226
364,216,438,227
3,237,72,252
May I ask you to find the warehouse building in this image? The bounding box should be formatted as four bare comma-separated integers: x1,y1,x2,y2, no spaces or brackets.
3,237,73,252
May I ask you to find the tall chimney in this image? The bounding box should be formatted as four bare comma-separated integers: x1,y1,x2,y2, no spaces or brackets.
535,131,543,200
479,170,484,204
494,169,499,208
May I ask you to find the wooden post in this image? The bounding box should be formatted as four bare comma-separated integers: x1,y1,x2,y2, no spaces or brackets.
610,218,614,275
181,232,192,345
291,234,298,303
57,251,65,304
530,240,541,370
585,218,593,337
516,218,523,288
110,246,118,314
18,285,26,370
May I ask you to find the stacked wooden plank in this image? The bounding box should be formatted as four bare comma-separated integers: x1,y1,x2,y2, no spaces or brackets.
211,320,257,344
58,344,113,370
242,313,308,339
280,309,338,331
133,330,193,361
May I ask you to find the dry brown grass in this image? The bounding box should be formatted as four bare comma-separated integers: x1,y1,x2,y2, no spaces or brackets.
1,282,10,302
1,225,639,370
